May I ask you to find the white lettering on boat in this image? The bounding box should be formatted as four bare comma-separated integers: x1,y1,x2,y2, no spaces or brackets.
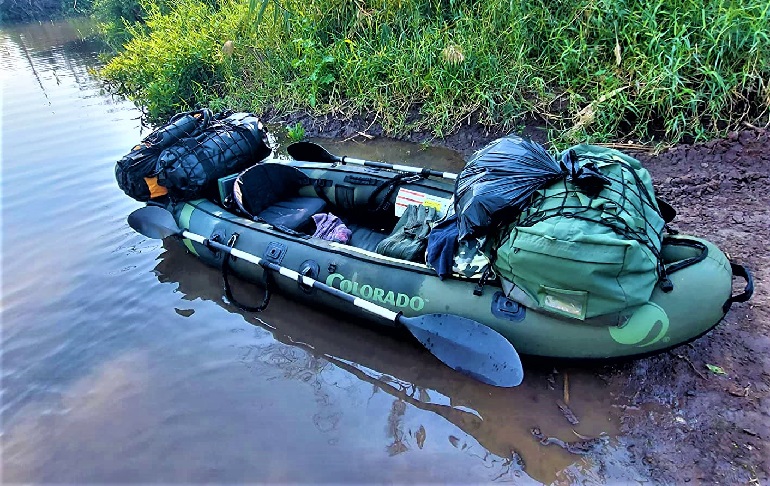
326,273,425,311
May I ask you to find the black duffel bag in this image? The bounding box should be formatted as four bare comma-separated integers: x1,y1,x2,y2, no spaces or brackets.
115,109,211,201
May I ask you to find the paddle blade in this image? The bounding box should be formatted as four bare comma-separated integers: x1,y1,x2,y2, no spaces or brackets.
128,206,183,240
399,314,524,387
287,141,339,163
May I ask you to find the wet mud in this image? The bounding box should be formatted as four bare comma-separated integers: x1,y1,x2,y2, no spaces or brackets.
270,111,769,483
612,130,770,484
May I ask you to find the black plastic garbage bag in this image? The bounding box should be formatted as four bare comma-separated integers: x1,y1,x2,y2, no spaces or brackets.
454,135,565,241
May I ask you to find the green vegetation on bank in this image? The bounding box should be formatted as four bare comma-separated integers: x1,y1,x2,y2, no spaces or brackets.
90,0,152,49
100,0,769,144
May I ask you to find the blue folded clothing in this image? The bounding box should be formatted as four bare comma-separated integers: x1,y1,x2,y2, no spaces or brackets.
426,215,459,280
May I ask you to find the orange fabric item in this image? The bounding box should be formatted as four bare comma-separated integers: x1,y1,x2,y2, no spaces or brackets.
144,176,168,198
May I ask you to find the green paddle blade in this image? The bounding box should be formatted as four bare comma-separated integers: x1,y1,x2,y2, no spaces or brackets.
398,314,524,387
128,206,183,240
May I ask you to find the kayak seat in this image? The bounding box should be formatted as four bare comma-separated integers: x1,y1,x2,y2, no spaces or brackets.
234,163,326,231
347,223,390,252
258,196,327,231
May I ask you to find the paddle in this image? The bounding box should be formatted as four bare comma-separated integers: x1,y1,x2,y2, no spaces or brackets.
287,141,459,181
128,206,523,387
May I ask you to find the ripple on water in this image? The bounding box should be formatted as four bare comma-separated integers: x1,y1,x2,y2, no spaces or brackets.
1,20,630,485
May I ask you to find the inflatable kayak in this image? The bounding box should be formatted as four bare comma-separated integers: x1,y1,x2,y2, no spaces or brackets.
140,156,752,360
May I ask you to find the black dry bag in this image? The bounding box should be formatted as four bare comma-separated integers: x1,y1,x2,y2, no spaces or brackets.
115,109,211,201
158,112,272,200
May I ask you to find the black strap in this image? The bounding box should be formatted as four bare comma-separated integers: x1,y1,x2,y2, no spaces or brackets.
723,263,754,313
312,178,333,205
473,267,495,296
219,234,273,312
368,173,426,212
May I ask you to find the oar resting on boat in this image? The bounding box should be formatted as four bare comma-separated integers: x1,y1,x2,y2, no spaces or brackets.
128,205,524,388
287,141,458,180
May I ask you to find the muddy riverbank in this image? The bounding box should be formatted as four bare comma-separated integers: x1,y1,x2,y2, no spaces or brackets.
268,111,769,484
612,130,769,484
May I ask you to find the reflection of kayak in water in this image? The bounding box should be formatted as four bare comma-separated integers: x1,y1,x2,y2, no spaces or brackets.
163,159,752,359
153,241,621,484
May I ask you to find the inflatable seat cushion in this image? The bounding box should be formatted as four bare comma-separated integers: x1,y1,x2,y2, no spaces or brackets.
258,196,327,231
347,224,390,252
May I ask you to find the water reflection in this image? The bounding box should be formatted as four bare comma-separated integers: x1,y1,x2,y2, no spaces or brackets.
1,18,636,483
155,239,624,483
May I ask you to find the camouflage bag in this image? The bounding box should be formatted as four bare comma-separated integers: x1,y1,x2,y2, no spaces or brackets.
376,204,438,262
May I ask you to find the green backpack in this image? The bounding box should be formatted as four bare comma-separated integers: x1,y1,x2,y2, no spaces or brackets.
493,144,666,321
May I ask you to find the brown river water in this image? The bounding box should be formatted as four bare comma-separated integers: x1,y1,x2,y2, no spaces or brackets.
1,19,642,484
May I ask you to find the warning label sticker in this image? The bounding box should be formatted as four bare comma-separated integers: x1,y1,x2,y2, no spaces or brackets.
395,188,451,217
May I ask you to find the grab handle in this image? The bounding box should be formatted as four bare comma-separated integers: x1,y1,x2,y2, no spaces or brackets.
723,263,754,313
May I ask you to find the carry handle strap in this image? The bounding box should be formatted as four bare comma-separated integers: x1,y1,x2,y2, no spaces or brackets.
214,233,273,312
723,263,754,313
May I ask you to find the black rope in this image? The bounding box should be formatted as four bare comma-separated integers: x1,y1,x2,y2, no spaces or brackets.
219,234,273,312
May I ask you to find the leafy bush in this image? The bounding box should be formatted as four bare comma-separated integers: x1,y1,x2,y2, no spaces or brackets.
91,0,148,48
101,0,246,120
286,122,306,141
101,0,770,143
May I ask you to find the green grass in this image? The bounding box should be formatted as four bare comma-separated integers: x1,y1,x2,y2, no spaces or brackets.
100,0,770,144
286,122,306,142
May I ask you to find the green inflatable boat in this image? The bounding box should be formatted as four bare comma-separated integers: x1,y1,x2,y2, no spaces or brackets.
140,154,751,361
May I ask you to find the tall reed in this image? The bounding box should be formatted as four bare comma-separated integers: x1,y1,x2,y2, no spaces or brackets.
101,0,770,143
